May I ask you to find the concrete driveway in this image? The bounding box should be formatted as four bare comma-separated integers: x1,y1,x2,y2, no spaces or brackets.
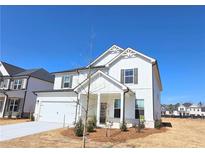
0,121,63,141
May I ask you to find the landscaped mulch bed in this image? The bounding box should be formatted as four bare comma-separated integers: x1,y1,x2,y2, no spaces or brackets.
61,127,167,143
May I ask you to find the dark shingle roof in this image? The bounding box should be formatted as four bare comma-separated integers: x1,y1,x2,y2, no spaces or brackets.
1,61,25,75
1,61,54,83
14,68,54,83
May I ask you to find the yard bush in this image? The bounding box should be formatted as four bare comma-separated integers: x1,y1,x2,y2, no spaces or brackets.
155,119,162,129
74,118,84,137
92,115,97,128
120,122,127,131
87,120,95,132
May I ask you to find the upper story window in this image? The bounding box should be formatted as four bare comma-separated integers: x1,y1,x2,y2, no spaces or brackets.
0,79,8,89
180,108,184,111
0,80,4,88
62,75,72,88
121,68,138,84
124,69,134,84
13,79,23,90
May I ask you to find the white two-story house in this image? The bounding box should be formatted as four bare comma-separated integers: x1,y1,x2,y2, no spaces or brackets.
34,45,162,128
0,61,54,118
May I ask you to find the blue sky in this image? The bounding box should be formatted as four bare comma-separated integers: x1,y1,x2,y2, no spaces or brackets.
0,6,205,104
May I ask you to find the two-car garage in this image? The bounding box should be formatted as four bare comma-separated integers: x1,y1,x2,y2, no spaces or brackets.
34,91,78,126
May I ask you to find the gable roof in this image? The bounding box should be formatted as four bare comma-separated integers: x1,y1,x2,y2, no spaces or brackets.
105,47,156,67
14,68,54,83
74,70,128,92
0,61,54,83
1,61,25,76
182,102,192,107
88,45,124,67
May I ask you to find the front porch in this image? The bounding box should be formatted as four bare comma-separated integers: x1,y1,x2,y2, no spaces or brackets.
0,94,24,118
77,92,137,128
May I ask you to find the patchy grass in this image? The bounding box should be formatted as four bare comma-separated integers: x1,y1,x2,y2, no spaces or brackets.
0,118,205,148
0,118,30,125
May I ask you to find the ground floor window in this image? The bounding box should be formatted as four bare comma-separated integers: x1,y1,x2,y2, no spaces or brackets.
135,99,144,120
114,99,121,118
7,99,20,112
0,98,4,112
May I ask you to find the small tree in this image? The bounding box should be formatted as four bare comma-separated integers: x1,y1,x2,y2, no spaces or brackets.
87,120,95,132
120,122,127,131
74,118,84,137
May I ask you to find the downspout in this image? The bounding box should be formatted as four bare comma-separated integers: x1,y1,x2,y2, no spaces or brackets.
21,76,31,118
123,88,129,124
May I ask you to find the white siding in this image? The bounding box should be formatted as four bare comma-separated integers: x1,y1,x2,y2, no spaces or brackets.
93,52,120,66
0,62,9,76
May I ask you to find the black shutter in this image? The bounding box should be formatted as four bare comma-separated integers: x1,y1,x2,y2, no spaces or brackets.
134,68,138,84
121,69,124,84
61,76,64,88
70,75,73,88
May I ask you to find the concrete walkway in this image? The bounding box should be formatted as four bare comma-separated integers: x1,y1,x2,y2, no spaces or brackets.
0,121,63,141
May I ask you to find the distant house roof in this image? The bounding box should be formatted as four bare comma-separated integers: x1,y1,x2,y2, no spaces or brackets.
13,68,54,83
1,61,25,76
1,61,54,83
189,104,199,108
182,102,192,107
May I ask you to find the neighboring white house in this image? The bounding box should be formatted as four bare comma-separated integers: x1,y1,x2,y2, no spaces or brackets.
0,61,54,118
177,104,205,117
34,45,162,128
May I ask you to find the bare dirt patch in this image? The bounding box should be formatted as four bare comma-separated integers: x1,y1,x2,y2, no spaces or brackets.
0,118,30,125
61,127,166,143
1,118,205,147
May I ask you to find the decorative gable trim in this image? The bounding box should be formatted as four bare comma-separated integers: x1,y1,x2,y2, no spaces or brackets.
105,48,156,67
88,45,124,67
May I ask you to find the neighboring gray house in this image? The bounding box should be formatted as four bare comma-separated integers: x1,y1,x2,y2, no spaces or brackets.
0,61,54,118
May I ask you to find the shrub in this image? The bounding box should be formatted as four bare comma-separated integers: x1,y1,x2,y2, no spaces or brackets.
120,122,127,131
155,119,162,129
87,120,95,132
31,115,35,121
92,115,97,128
74,118,84,137
139,121,145,129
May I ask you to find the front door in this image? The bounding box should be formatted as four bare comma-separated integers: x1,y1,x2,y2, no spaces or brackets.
100,102,107,124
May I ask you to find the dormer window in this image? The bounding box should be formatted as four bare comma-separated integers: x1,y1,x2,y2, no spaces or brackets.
13,79,22,90
62,75,72,88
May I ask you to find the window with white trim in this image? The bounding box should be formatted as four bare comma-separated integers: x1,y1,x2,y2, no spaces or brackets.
7,99,20,112
114,99,121,118
13,79,23,90
135,99,144,120
62,75,72,88
124,69,134,84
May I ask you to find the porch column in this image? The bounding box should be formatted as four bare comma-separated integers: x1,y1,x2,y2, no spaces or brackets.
120,92,124,123
97,93,101,126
